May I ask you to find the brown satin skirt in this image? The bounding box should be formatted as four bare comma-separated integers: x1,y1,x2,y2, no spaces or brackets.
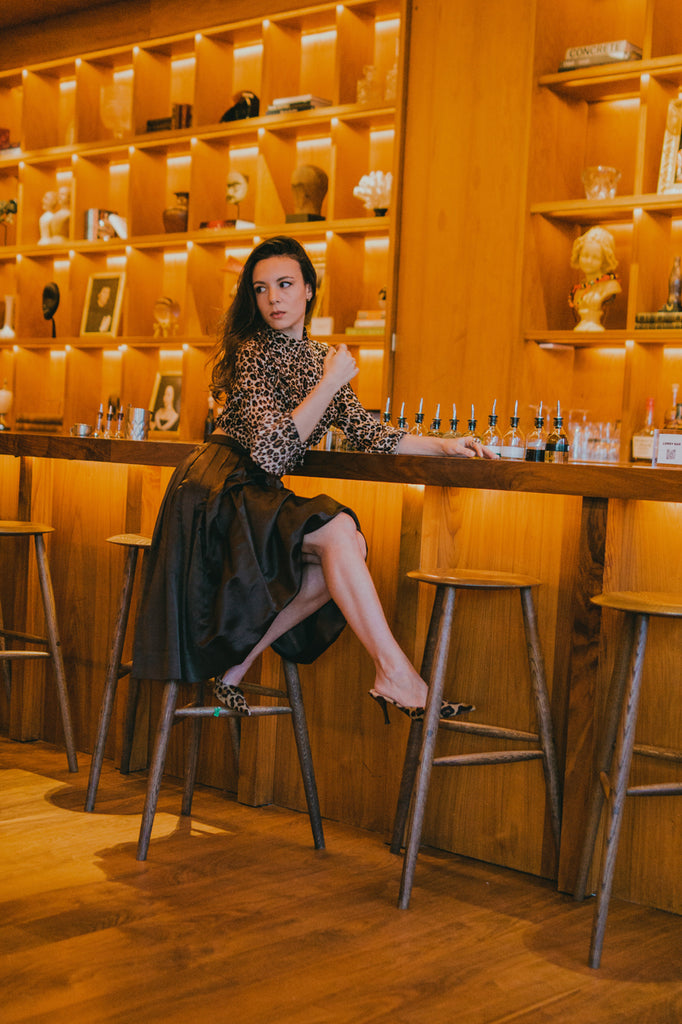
131,435,359,682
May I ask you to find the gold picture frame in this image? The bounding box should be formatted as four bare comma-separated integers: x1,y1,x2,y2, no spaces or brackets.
657,96,682,193
149,372,182,433
80,272,125,336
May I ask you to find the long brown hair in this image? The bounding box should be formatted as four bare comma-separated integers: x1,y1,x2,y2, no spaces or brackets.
210,235,317,397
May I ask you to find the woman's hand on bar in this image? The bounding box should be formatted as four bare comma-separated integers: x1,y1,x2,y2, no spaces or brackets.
397,434,498,459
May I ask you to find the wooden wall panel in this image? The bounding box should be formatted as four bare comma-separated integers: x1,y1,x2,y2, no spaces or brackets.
392,0,536,420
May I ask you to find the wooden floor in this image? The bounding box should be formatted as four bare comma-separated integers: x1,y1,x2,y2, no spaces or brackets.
1,736,681,1024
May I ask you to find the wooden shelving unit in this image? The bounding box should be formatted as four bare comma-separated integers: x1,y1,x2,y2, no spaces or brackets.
0,0,405,439
524,0,682,451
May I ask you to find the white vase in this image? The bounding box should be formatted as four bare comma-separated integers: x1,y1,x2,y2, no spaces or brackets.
0,294,15,339
0,380,12,430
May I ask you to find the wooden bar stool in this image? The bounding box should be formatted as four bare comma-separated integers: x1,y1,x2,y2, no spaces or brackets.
136,658,324,860
392,568,562,909
574,591,682,969
85,533,152,812
0,520,77,772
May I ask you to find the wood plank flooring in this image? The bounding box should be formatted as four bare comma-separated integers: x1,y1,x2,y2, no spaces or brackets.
1,735,681,1024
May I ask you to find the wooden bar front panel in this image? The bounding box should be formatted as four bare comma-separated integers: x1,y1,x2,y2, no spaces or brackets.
1,448,681,915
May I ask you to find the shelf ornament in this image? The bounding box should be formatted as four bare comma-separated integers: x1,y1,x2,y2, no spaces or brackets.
0,198,17,244
569,226,621,332
658,95,682,193
353,171,392,215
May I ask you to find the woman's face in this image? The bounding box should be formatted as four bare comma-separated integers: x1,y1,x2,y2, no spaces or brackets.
252,255,312,339
579,238,606,278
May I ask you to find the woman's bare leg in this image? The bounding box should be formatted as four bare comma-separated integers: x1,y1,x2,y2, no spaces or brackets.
217,559,331,688
303,514,428,708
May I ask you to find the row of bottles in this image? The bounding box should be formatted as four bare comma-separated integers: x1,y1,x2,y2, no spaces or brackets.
383,398,570,463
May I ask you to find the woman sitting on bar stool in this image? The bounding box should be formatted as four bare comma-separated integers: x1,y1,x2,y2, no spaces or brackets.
132,235,496,719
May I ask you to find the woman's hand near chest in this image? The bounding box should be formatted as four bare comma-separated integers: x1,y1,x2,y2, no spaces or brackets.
291,343,358,442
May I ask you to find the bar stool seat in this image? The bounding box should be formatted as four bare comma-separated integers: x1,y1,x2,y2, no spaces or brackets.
574,590,682,969
85,533,152,811
136,659,325,861
392,567,562,909
0,520,77,772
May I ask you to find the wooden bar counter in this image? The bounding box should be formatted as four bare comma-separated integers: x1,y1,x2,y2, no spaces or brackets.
1,433,681,913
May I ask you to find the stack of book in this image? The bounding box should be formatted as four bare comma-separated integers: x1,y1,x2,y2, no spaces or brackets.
267,94,332,114
558,40,642,72
635,311,682,329
345,309,386,336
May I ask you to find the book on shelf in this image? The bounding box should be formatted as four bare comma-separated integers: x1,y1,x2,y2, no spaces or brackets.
353,318,385,328
558,39,642,71
635,311,682,327
271,94,332,108
354,309,386,320
344,325,385,335
267,94,332,114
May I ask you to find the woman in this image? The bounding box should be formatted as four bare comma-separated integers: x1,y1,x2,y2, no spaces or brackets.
132,236,496,721
569,226,621,332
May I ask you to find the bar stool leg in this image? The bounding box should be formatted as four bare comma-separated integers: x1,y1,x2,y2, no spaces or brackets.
85,544,141,809
519,586,562,850
574,611,637,901
181,681,204,816
0,596,12,701
390,585,445,855
34,533,78,773
399,585,457,909
137,680,180,861
227,717,241,774
119,677,140,775
588,612,649,969
283,659,325,850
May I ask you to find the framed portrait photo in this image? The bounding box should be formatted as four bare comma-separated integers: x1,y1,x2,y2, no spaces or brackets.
80,272,125,337
150,372,182,433
658,96,682,193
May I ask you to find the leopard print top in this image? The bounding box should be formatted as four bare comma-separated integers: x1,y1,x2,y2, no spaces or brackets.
215,326,405,476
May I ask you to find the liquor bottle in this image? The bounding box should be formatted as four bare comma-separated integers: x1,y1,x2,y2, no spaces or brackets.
397,401,408,430
525,402,547,462
442,404,460,438
114,405,125,440
426,403,442,437
93,402,104,438
500,400,525,460
462,404,481,442
481,399,502,456
545,400,570,463
203,395,215,441
382,397,392,426
663,383,679,428
631,397,656,462
103,402,115,438
410,398,425,435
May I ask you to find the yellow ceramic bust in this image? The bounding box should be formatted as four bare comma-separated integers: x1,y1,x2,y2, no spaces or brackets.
569,226,621,331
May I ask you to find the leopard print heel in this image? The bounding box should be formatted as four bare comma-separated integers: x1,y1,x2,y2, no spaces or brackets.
213,676,251,715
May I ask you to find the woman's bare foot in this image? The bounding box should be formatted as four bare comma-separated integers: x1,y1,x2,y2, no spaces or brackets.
373,665,428,709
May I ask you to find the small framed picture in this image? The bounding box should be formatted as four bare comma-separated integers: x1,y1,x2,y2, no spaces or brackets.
150,372,182,432
80,272,125,336
658,97,682,193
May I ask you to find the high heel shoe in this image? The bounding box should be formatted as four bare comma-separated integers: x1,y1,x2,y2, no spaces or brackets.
369,689,474,725
213,675,251,715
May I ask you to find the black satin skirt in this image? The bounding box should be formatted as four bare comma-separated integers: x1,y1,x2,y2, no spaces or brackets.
131,435,360,682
